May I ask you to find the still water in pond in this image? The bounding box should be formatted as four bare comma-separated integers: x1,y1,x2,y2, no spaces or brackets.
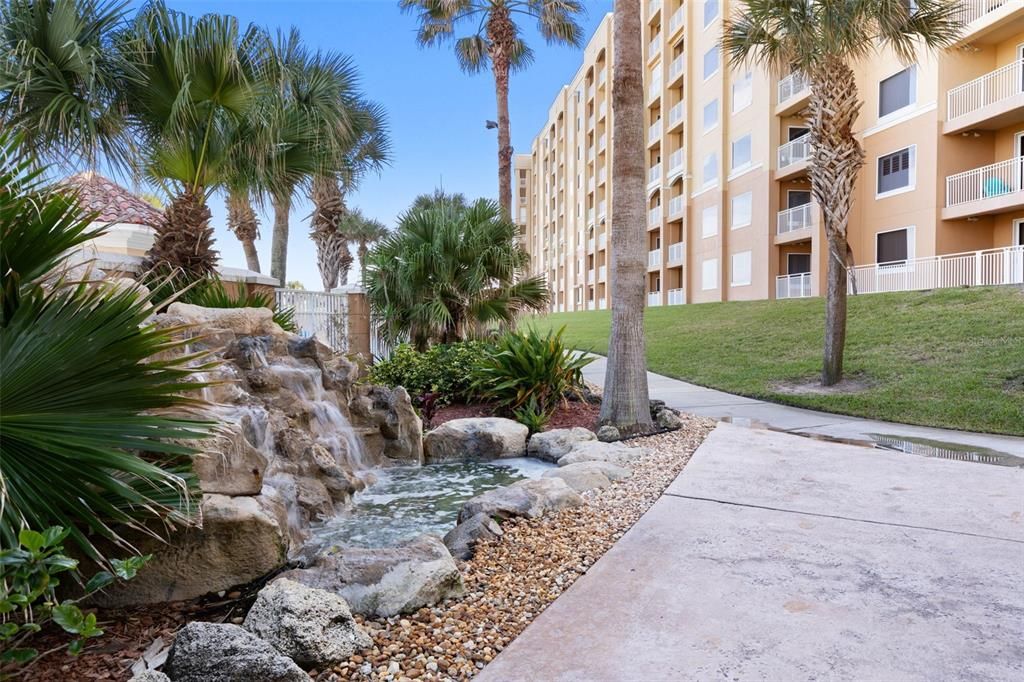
311,458,556,548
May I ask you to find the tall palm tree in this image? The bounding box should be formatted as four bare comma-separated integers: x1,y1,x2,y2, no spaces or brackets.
122,1,264,281
410,189,469,214
399,0,585,215
225,184,262,272
340,208,389,284
0,0,135,171
599,0,651,435
309,174,350,290
365,198,548,350
723,0,961,386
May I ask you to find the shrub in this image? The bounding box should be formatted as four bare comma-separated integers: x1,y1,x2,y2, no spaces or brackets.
182,277,297,332
473,326,593,424
367,341,492,405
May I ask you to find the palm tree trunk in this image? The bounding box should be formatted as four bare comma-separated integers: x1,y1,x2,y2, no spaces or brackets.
271,191,292,286
226,191,261,272
358,242,369,285
600,0,652,434
487,7,514,217
143,188,217,281
808,58,865,386
241,239,261,273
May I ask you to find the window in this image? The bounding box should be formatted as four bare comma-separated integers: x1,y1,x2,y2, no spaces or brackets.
732,72,753,113
731,191,752,229
731,134,752,171
879,65,916,118
731,251,752,286
702,205,719,238
704,0,719,27
702,258,718,290
877,227,914,265
877,146,916,196
703,99,719,132
703,153,718,187
703,45,720,79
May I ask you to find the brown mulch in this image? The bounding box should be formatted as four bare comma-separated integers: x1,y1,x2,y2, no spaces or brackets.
432,400,600,432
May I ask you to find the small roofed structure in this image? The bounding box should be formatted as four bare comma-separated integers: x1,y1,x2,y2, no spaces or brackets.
59,171,277,289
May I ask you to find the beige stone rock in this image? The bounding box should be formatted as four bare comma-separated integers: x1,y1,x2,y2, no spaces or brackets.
166,303,281,336
424,418,528,463
193,422,268,496
457,478,583,523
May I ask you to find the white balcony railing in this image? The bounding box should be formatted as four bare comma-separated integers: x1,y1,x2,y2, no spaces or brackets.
959,0,1014,25
776,272,812,299
599,133,608,150
598,199,607,218
588,268,595,284
948,60,1024,121
599,265,607,281
588,84,595,100
587,300,596,311
588,236,595,251
647,291,662,307
777,71,810,105
848,245,1024,295
588,176,595,192
648,204,663,226
667,287,685,305
669,148,684,175
598,297,608,310
598,167,607,185
648,248,662,268
648,120,663,144
778,134,811,169
669,7,685,34
649,35,661,59
946,157,1024,207
588,114,596,129
588,145,595,159
588,207,596,224
648,0,662,16
777,203,817,234
668,195,684,217
648,164,662,187
599,101,607,120
597,69,607,87
649,77,662,101
668,101,685,128
668,241,684,263
669,55,685,82
598,232,607,250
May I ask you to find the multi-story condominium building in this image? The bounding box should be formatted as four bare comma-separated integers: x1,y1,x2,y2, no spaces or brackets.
522,0,1024,312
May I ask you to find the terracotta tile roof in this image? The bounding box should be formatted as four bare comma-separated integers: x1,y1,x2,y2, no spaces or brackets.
60,171,164,228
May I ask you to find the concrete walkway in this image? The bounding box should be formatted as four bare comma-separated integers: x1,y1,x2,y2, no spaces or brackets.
582,355,1024,456
479,423,1024,682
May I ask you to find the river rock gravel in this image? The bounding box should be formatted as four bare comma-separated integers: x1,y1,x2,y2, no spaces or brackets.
328,415,715,682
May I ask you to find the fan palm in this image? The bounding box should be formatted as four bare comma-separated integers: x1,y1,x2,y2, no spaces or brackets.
365,198,549,350
0,0,135,171
0,131,211,563
399,0,585,215
723,0,961,385
340,208,389,284
410,189,469,214
121,1,265,282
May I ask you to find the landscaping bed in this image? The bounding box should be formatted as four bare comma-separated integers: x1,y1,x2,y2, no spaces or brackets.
432,400,601,431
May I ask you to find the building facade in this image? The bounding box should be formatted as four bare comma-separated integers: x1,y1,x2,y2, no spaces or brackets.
522,0,1024,312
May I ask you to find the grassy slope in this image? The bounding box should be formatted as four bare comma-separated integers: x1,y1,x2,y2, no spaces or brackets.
533,286,1024,435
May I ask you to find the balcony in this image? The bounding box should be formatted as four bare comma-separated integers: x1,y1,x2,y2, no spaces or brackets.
776,202,817,241
588,268,596,284
598,167,607,185
588,113,596,130
667,287,685,305
648,35,661,62
668,195,685,218
944,157,1024,220
588,84,596,100
647,291,662,307
599,297,608,310
648,0,662,18
648,77,662,103
598,101,607,120
667,241,684,264
668,101,685,131
599,264,607,281
945,60,1024,135
847,245,1024,294
776,272,812,299
598,232,607,250
668,148,685,178
648,120,663,146
777,134,811,180
598,199,607,218
776,71,811,116
648,248,662,269
668,7,685,37
597,69,607,88
588,207,596,225
598,133,607,151
956,0,1024,45
588,145,595,159
648,204,663,227
668,55,685,85
587,300,596,311
648,164,662,190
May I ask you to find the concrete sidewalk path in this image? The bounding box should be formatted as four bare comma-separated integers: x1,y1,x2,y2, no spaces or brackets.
582,355,1024,456
478,423,1024,682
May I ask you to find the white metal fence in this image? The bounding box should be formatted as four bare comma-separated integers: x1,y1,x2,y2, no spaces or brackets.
776,272,812,299
777,71,810,105
959,0,1011,25
778,135,811,170
947,60,1024,121
777,203,816,235
648,248,662,268
668,241,685,264
667,288,685,305
647,292,662,307
847,245,1024,295
946,157,1024,207
276,289,350,351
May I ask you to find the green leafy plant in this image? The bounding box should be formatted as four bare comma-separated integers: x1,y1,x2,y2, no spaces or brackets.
0,527,149,671
181,277,298,332
367,341,492,406
473,326,593,425
512,397,550,434
0,131,212,563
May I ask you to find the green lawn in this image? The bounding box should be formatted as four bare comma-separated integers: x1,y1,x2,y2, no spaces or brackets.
532,287,1024,436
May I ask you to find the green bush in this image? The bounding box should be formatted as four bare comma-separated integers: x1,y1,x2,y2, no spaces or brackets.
367,341,492,405
473,326,593,423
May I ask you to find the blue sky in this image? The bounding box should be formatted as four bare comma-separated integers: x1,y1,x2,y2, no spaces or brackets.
159,0,614,289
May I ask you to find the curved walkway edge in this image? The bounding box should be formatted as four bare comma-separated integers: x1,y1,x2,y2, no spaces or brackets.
582,355,1024,456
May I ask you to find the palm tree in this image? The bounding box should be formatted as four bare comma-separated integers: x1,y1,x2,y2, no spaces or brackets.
365,198,548,350
340,208,389,284
723,0,961,385
225,184,262,272
399,0,585,215
0,0,135,171
410,189,469,214
599,0,652,435
122,2,264,281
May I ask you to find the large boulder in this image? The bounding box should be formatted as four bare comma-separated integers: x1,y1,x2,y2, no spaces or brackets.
557,441,645,468
164,622,307,682
443,512,504,561
457,478,583,524
278,535,464,617
192,422,268,496
93,494,288,607
379,387,423,463
243,578,371,669
166,303,282,337
527,427,597,463
424,417,528,463
543,462,615,492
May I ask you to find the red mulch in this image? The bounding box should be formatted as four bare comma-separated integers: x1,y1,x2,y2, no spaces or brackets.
432,400,600,431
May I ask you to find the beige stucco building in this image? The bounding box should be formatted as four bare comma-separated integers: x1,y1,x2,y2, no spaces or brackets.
521,0,1024,312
